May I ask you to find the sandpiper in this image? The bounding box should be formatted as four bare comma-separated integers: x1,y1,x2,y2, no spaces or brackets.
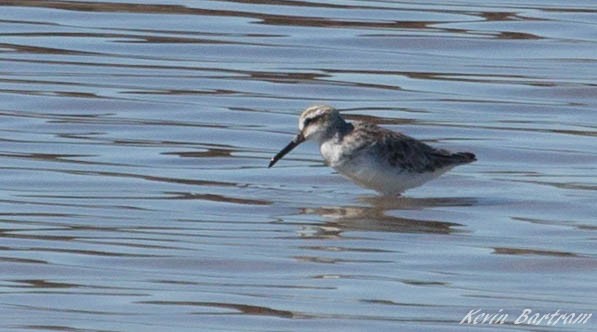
268,105,476,195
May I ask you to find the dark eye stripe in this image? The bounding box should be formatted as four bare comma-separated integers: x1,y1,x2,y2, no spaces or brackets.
303,115,322,127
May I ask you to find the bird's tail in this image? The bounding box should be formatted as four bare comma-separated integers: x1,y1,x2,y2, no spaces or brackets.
451,152,476,164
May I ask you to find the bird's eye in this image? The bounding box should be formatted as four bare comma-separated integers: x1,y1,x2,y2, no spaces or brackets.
303,117,313,127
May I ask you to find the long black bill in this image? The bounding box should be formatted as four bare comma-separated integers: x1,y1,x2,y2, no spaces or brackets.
268,132,305,168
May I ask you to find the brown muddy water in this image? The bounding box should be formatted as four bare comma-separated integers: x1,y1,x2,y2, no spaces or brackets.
0,1,596,331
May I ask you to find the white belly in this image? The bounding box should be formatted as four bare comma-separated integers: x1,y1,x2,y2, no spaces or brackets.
337,161,450,195
320,139,451,195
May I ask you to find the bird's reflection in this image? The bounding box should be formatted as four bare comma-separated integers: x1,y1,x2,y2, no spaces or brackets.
298,195,476,238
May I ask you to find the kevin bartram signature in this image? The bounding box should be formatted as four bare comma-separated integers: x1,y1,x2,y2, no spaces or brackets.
460,308,592,326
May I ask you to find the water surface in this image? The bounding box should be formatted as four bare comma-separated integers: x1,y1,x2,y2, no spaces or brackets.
0,1,596,331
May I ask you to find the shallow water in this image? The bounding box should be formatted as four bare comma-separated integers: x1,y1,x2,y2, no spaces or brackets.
0,1,596,331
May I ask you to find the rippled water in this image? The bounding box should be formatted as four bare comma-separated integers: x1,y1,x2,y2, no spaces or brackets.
1,1,596,331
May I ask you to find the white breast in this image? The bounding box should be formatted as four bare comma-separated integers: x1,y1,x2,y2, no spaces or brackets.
319,139,345,167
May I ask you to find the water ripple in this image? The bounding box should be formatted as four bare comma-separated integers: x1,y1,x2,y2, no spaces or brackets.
0,1,596,331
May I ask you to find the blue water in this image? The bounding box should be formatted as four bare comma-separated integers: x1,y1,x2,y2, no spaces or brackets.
0,1,595,331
